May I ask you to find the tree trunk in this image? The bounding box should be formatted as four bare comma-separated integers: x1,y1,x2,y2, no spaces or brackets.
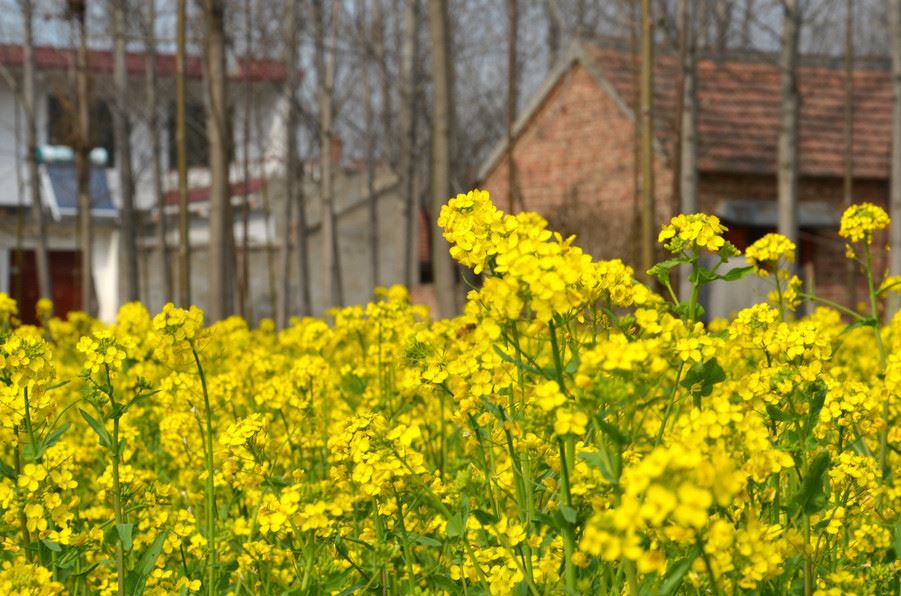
428,0,457,318
278,0,298,329
76,13,94,316
741,0,754,49
316,0,343,311
145,0,171,305
239,0,253,320
677,0,698,301
778,0,800,260
845,0,857,308
113,0,138,302
544,0,562,66
889,0,901,315
202,0,235,322
372,0,394,167
505,0,520,213
21,0,52,302
639,0,656,275
400,0,419,290
364,21,379,290
176,0,191,307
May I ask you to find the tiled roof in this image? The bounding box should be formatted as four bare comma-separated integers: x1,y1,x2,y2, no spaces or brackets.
0,43,288,82
585,44,892,179
163,177,266,206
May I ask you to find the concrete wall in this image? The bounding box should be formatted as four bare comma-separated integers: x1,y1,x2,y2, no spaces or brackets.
138,169,410,324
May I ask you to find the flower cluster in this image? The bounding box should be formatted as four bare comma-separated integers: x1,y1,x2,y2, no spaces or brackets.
0,194,893,595
657,213,728,254
839,202,890,244
745,233,796,274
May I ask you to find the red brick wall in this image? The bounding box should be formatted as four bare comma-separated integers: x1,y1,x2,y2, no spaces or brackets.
481,63,672,265
481,61,885,310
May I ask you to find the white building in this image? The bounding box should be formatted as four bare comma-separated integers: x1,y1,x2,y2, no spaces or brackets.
0,42,289,323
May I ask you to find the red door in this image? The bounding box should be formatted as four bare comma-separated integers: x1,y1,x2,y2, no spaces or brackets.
10,250,83,325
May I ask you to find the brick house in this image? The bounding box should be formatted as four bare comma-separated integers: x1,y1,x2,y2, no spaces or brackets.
478,39,893,306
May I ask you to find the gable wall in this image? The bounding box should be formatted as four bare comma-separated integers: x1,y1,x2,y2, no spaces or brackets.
481,62,673,265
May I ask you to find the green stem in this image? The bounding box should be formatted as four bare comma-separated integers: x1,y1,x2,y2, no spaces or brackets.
112,415,125,596
191,343,217,595
698,536,722,596
22,386,37,462
557,438,576,592
797,292,863,322
13,424,32,563
863,246,890,487
687,251,699,322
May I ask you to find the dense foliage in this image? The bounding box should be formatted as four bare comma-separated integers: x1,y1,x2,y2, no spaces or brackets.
0,190,898,595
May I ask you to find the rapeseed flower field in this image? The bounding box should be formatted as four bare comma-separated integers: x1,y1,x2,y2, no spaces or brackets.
0,190,898,594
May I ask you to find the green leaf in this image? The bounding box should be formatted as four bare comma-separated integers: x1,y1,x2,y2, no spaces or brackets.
41,538,62,552
559,505,578,525
765,404,795,422
493,345,543,376
121,390,161,416
406,532,442,548
680,358,726,399
658,548,699,595
127,532,167,596
804,382,828,435
116,522,134,552
791,451,831,516
80,409,112,450
892,522,901,559
720,265,753,281
471,509,499,526
648,258,687,285
445,511,465,538
689,265,719,285
595,418,629,446
579,448,621,485
0,460,16,480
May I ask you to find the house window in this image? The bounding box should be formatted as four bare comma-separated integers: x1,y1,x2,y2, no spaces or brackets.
167,102,209,170
47,96,115,167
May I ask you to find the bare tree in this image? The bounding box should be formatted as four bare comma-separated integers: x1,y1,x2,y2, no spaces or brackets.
239,0,253,319
505,0,520,213
544,0,562,66
316,0,344,310
363,3,380,289
278,0,299,328
400,0,419,290
677,0,698,300
201,0,235,322
429,0,457,317
69,1,94,316
176,0,191,307
112,0,138,302
845,0,856,307
19,0,52,302
777,0,800,259
639,0,655,275
144,0,171,304
741,0,754,48
889,0,901,315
